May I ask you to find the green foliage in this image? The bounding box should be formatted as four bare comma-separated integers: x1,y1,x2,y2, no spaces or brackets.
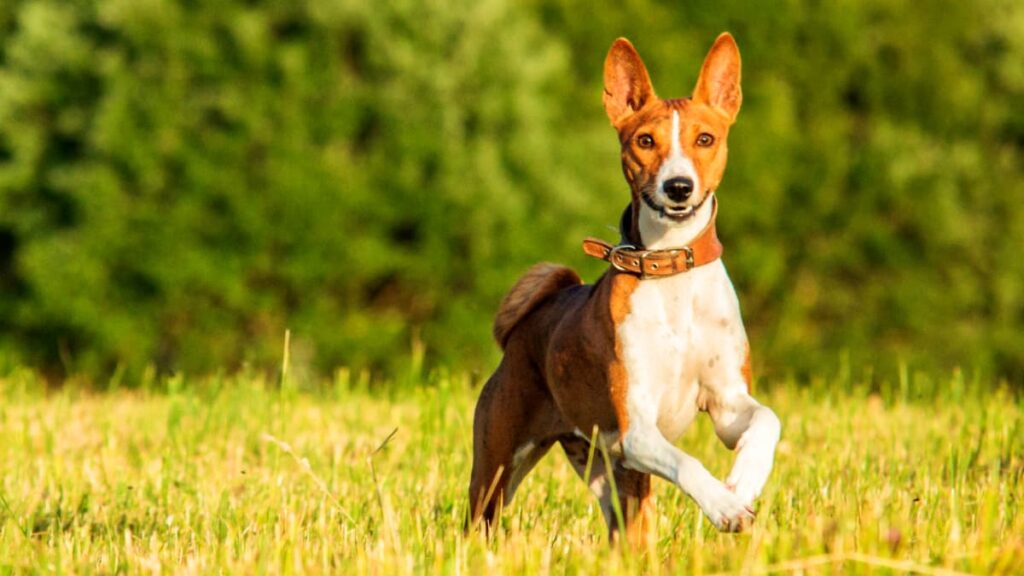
0,0,1022,380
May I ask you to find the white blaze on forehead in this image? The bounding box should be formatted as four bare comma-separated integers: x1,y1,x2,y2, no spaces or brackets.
670,109,683,158
656,110,700,194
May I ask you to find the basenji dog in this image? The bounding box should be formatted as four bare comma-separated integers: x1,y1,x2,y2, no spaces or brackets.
468,33,781,546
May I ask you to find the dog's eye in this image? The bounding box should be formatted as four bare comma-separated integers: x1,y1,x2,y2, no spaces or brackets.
696,133,715,147
636,134,655,149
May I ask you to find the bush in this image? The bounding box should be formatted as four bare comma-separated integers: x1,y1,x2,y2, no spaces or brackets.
0,0,1022,382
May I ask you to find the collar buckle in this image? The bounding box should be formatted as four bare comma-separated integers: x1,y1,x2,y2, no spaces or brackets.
608,244,635,273
609,244,654,277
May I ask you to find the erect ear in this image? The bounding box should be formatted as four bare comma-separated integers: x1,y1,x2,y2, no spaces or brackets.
603,38,656,127
692,32,742,123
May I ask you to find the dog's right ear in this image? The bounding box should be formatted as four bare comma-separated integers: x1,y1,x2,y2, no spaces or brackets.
603,38,656,127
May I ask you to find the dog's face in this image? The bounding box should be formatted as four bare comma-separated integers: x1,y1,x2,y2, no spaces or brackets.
604,34,741,226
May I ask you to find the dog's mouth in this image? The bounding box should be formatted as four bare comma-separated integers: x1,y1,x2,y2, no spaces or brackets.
641,191,709,223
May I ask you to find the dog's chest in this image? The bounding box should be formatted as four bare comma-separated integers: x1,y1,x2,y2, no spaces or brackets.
616,261,746,441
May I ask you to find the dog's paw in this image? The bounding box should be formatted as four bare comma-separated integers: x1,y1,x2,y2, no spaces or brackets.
725,475,760,509
725,448,774,507
696,480,755,532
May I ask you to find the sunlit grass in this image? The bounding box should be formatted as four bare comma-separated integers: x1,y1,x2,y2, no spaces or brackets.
0,368,1021,574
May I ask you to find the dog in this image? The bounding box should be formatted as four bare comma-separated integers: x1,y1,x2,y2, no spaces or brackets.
468,33,781,546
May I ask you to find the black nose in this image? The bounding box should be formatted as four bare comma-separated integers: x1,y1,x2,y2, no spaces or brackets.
663,177,694,203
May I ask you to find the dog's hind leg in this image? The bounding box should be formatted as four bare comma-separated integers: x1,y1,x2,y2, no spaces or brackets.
467,348,562,534
467,365,516,533
560,437,654,549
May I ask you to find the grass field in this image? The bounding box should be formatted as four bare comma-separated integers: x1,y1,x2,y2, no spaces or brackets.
0,367,1022,574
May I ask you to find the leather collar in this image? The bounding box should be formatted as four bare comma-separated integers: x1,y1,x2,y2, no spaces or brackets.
582,197,723,278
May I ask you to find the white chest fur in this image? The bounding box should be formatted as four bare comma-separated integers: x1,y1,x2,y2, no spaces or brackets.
617,259,749,442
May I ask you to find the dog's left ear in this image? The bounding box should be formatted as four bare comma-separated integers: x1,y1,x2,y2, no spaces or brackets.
693,33,742,123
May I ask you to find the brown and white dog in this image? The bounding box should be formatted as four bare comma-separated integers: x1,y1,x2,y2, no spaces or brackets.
468,34,780,545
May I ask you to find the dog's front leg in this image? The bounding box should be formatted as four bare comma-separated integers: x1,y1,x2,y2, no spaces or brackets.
620,412,755,531
707,389,781,507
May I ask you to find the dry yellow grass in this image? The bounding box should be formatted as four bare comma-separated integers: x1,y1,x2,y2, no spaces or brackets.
0,368,1022,574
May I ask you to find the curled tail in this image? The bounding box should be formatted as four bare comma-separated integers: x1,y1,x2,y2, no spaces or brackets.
493,263,582,349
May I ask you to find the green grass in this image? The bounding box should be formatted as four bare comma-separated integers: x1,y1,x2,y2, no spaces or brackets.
0,367,1022,574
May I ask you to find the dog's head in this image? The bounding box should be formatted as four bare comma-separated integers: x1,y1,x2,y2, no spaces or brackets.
603,34,741,247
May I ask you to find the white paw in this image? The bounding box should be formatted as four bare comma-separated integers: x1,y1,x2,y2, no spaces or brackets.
696,480,755,532
725,448,775,507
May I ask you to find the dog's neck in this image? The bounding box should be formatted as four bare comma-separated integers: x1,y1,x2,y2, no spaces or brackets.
621,194,717,250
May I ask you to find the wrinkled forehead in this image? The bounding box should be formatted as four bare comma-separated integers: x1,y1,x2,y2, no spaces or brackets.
617,98,730,142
